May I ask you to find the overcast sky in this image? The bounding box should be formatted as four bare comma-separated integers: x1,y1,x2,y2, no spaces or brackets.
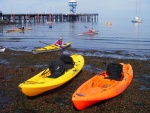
0,0,149,19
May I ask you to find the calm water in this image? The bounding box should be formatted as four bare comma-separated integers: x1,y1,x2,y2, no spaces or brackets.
0,18,150,60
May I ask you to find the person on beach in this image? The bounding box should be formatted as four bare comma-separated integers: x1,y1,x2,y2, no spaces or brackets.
54,37,64,47
89,27,95,33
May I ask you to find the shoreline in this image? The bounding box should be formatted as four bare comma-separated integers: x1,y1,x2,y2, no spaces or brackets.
0,49,150,113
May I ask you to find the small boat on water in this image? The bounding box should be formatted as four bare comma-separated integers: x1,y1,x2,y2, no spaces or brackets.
131,17,142,23
105,22,112,26
72,63,133,110
78,31,99,36
132,0,142,23
18,54,84,97
32,42,72,54
6,27,32,33
0,46,5,52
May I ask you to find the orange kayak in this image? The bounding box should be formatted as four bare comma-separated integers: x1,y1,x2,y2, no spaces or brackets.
72,63,133,110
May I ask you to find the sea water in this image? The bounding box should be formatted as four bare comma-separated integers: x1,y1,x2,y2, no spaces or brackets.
0,18,150,60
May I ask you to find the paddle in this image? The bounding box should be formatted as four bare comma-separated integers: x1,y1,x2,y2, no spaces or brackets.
39,41,50,45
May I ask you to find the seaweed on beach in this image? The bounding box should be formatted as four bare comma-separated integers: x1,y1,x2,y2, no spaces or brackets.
0,49,150,113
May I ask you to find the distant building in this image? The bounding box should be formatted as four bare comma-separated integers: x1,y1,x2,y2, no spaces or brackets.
68,0,77,13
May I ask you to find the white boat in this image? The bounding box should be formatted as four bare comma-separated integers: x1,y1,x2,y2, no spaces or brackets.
131,17,142,23
0,46,5,52
131,0,142,23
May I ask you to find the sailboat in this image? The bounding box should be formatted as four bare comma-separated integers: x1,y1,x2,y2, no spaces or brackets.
131,17,142,23
131,0,142,23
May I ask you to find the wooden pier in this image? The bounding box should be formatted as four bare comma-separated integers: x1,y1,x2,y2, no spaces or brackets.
1,13,98,23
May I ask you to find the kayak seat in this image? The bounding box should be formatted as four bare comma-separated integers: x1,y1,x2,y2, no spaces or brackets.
48,60,65,78
47,55,74,78
60,55,74,71
106,63,123,81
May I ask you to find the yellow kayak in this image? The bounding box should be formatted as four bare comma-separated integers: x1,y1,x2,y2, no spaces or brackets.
32,42,72,54
6,28,32,33
18,54,84,97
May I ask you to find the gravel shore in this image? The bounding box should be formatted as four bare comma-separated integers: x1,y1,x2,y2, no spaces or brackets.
0,49,150,113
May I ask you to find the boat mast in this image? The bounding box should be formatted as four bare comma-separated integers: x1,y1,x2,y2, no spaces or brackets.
136,0,141,18
136,0,137,16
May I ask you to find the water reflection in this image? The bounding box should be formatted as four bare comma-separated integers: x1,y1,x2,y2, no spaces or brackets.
0,26,3,36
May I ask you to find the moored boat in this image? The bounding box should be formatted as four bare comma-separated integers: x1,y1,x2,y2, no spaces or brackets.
131,17,142,23
18,54,84,97
0,46,5,52
72,63,133,110
6,27,32,33
131,0,143,23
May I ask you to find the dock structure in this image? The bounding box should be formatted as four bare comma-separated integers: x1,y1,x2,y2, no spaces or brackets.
1,13,98,23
